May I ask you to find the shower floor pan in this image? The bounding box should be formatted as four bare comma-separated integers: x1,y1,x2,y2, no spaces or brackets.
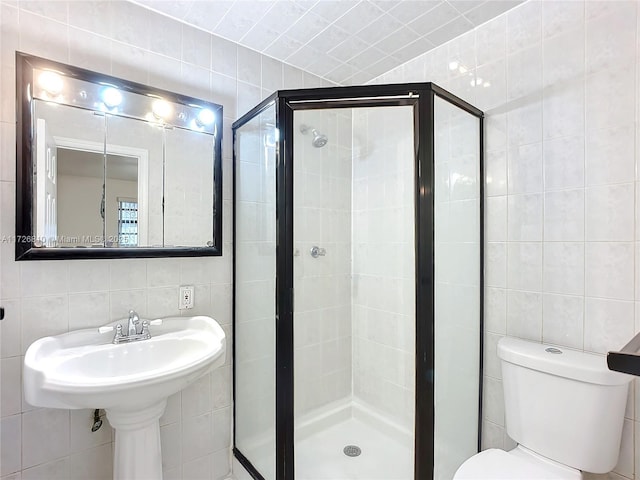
295,401,413,480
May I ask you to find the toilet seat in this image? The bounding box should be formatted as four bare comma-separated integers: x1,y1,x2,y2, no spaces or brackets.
453,447,583,480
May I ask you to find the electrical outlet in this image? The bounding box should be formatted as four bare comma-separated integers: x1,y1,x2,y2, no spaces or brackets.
179,285,194,310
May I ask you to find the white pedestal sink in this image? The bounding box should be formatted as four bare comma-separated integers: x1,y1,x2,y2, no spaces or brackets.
24,315,226,480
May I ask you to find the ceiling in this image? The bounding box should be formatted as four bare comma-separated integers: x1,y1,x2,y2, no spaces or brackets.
58,149,138,182
134,0,523,85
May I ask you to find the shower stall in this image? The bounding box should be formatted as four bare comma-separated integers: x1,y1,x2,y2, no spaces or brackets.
232,83,483,480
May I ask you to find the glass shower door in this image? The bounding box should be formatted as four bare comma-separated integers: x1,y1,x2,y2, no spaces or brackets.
234,104,277,479
292,105,416,480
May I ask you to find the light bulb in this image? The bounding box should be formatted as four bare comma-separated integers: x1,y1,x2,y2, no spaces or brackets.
196,108,215,126
152,99,172,119
38,71,63,96
448,60,459,71
101,87,122,108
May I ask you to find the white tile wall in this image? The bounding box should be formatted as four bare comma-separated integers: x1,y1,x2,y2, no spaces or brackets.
352,105,415,431
0,1,330,479
293,109,353,417
372,1,640,478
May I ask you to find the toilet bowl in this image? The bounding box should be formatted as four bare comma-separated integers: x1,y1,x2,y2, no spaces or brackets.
454,446,582,479
454,337,631,479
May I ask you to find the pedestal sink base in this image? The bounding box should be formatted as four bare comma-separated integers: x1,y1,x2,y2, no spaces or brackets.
107,400,167,480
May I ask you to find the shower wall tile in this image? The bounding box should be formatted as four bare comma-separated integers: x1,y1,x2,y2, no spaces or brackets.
0,2,330,479
372,0,640,472
294,109,353,418
352,105,415,431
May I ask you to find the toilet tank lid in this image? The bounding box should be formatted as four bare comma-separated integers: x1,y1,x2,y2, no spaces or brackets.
497,337,631,386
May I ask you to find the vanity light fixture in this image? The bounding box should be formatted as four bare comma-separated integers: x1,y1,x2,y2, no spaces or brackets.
38,70,63,96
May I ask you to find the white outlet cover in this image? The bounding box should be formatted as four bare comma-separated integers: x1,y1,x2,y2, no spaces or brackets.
179,286,194,310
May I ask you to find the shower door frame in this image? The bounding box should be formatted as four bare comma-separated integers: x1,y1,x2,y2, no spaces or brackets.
232,83,484,480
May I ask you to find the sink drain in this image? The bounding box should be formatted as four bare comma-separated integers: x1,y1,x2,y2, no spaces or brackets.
343,445,361,457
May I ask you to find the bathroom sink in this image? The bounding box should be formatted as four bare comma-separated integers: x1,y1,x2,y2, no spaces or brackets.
24,315,226,410
24,315,225,480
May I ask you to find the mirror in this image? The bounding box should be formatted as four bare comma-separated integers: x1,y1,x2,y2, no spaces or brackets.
16,52,223,260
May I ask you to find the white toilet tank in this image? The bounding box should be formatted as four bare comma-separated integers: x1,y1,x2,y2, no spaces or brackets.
498,337,631,474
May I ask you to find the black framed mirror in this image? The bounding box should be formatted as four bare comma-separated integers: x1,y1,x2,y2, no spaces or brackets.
16,52,223,260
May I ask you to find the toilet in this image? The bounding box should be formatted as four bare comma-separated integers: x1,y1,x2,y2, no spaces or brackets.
454,337,632,479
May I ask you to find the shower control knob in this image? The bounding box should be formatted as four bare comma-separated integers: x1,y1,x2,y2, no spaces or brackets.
310,246,326,258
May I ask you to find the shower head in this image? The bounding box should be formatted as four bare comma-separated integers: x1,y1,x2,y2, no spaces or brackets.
311,129,328,148
300,124,328,148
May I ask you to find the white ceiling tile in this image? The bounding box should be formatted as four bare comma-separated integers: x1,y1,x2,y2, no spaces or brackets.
387,1,442,23
328,35,371,62
311,0,359,22
425,15,474,45
407,2,459,36
213,1,274,41
333,1,386,33
264,34,305,58
132,0,523,85
306,25,351,52
283,12,331,46
286,45,325,70
241,23,283,52
464,0,523,26
348,46,387,70
366,55,400,77
447,0,486,14
294,0,320,12
253,1,311,34
368,1,399,12
345,70,372,85
355,14,404,43
373,25,420,54
325,63,358,83
391,36,434,62
136,0,194,20
304,54,343,77
182,1,235,31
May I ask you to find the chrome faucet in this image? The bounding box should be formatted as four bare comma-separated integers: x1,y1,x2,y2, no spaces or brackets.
113,310,152,344
128,310,140,336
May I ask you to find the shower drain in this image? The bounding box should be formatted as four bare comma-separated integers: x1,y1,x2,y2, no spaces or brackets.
343,445,362,457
